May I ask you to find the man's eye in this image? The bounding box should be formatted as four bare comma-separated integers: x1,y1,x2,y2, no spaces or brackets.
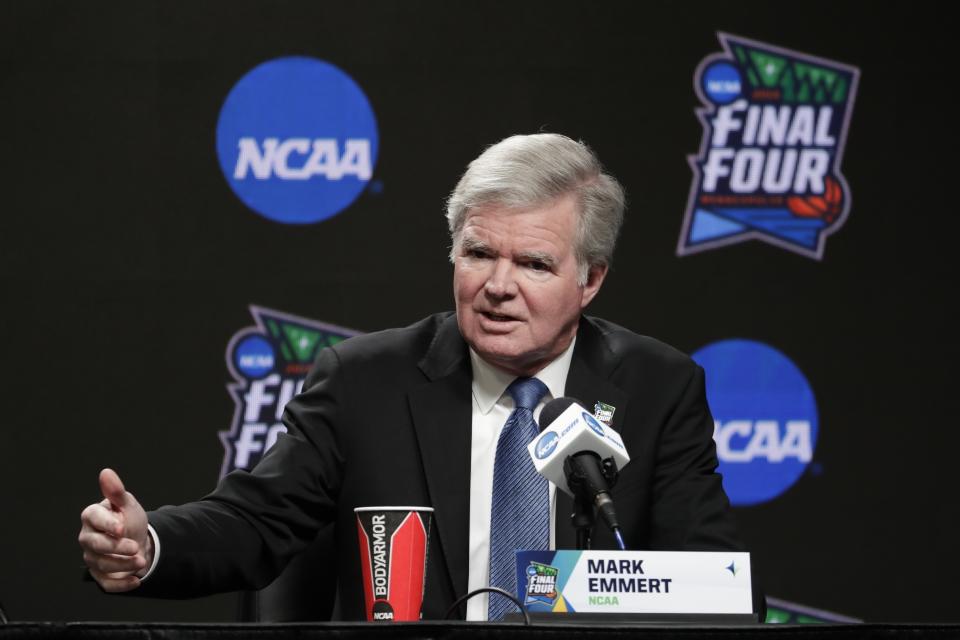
527,261,550,272
468,249,490,259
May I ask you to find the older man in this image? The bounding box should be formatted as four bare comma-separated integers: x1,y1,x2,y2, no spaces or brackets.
79,134,743,621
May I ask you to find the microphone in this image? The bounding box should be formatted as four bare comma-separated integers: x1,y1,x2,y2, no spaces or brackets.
528,397,630,547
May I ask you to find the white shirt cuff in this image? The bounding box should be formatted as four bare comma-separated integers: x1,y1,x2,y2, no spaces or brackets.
141,523,161,581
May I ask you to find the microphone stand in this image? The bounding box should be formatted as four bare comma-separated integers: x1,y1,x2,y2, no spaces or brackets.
571,493,595,550
564,454,620,550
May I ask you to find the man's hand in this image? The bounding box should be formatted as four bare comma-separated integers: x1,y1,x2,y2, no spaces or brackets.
78,468,152,592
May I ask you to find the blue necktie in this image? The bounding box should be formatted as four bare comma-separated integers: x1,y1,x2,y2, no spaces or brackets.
488,376,550,621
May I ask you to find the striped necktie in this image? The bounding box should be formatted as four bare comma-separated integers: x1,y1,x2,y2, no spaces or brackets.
488,376,550,621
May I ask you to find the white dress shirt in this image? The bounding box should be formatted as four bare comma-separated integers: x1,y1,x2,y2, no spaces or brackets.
465,338,575,621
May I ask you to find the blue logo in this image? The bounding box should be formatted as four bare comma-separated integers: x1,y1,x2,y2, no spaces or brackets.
535,431,560,459
679,33,860,259
234,335,275,379
215,57,379,225
702,61,742,105
582,412,605,436
692,339,818,506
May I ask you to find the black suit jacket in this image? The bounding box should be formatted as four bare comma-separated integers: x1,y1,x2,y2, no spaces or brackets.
141,313,743,619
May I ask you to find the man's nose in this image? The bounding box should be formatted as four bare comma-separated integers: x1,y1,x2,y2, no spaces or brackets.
484,258,518,299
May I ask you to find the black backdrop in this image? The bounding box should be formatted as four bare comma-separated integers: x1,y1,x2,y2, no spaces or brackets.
1,0,956,624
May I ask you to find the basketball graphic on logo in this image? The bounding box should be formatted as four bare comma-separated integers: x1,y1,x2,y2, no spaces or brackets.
787,176,843,223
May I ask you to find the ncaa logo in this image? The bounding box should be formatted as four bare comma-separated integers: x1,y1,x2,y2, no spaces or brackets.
233,335,275,379
582,412,605,436
692,339,818,506
535,432,560,459
216,57,379,224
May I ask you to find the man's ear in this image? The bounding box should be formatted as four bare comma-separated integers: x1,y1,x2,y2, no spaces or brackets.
580,263,608,309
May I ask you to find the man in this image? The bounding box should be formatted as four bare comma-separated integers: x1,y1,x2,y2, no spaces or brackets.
79,133,744,620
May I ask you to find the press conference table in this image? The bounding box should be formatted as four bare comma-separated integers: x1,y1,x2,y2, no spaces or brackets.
2,622,958,639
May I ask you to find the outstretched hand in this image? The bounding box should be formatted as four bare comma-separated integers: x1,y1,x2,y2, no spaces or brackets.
78,468,152,592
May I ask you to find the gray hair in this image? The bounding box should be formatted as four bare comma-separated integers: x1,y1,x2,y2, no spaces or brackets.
446,133,625,285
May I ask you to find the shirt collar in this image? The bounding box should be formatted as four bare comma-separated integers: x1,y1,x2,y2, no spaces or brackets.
469,336,576,415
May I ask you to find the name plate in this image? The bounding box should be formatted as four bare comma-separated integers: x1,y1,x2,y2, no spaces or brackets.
515,550,752,615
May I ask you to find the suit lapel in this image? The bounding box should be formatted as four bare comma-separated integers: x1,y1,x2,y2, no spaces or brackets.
554,316,629,549
407,315,473,602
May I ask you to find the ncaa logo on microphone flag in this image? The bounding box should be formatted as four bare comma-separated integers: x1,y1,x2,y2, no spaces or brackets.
582,412,605,436
692,339,819,506
216,57,379,224
678,34,860,259
535,431,560,460
220,306,359,478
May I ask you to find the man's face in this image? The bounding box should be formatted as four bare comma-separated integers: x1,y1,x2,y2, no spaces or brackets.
453,194,607,376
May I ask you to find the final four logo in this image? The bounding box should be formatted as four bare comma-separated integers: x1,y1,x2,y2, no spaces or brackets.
678,34,860,259
220,306,358,478
525,562,559,606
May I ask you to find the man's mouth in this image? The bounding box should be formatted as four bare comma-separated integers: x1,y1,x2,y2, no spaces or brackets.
481,311,518,322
